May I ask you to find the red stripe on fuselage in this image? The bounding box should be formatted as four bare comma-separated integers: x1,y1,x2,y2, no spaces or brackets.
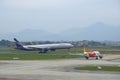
87,52,96,57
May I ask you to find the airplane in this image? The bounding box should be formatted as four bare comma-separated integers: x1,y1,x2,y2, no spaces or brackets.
14,38,73,53
83,44,103,60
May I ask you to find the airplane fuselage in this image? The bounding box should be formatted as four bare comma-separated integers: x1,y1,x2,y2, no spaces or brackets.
20,43,73,50
87,52,96,57
84,51,103,59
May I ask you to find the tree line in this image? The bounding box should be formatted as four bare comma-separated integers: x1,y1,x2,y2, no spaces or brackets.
0,39,120,48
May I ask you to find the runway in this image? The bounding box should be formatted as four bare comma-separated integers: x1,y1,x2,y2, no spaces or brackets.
0,55,120,80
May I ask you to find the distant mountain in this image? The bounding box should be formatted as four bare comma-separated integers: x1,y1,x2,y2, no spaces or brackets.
59,22,120,41
0,23,120,41
0,29,57,41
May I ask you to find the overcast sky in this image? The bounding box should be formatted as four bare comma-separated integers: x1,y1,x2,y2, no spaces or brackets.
0,0,120,34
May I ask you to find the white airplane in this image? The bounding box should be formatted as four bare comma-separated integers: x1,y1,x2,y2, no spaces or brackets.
14,38,73,53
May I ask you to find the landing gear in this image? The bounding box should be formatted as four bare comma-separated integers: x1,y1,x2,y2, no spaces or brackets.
85,56,89,60
96,56,98,60
39,50,47,53
99,56,103,59
84,55,102,60
39,52,46,54
96,56,103,60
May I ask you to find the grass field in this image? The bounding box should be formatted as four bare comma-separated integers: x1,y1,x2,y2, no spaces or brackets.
0,47,120,60
1,47,120,54
0,54,82,60
75,65,120,72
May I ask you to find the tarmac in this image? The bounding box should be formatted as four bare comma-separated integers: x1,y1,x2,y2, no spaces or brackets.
0,55,120,80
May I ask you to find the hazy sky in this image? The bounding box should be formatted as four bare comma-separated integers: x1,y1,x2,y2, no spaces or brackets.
0,0,120,34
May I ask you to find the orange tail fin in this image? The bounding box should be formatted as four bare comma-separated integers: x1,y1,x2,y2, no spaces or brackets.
83,44,87,54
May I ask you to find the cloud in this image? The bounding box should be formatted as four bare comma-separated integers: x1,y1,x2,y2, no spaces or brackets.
2,0,68,8
2,0,120,9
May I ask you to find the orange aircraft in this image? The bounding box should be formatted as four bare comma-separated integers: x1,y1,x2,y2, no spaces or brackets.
83,44,103,60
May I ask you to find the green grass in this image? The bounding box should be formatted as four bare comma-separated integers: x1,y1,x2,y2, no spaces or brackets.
0,48,82,60
0,47,120,54
0,54,82,60
0,47,120,60
75,66,120,71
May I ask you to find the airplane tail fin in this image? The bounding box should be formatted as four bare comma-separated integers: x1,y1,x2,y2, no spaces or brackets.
83,44,87,54
14,38,24,49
